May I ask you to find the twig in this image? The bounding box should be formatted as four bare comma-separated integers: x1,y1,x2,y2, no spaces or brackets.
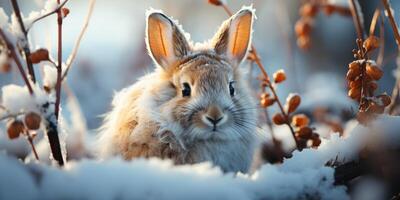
381,0,400,114
348,0,365,40
10,0,36,82
54,0,63,119
62,0,96,81
381,0,400,49
0,28,34,94
369,9,380,36
216,4,300,149
25,130,39,161
26,0,69,32
377,12,385,68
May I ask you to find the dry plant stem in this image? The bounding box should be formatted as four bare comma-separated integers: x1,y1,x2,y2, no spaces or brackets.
377,14,385,68
25,130,39,161
381,0,400,48
26,0,69,32
55,0,63,119
62,0,96,81
0,29,33,94
218,3,300,149
369,9,380,36
348,0,365,40
10,0,35,83
381,0,400,114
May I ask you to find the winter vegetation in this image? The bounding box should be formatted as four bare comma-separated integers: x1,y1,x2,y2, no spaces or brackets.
0,0,400,199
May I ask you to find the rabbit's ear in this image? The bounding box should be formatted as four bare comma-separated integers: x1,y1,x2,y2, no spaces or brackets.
146,12,190,69
212,8,254,65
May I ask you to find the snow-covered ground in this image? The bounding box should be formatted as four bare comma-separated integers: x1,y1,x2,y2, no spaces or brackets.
1,115,399,200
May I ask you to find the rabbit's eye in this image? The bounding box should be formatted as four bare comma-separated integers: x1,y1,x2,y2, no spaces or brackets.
229,81,235,96
182,82,191,97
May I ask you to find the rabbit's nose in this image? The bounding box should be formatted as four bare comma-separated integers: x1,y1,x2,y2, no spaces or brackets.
202,105,226,128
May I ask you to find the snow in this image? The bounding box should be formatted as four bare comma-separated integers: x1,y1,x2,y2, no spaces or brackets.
1,84,51,114
2,115,400,199
43,65,58,90
0,153,348,200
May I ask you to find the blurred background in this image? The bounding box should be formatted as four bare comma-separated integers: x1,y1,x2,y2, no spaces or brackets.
0,0,399,131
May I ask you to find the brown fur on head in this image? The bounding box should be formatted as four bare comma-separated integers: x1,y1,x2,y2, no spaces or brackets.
146,8,257,144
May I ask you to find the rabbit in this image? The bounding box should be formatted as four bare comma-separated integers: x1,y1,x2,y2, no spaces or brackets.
97,6,259,173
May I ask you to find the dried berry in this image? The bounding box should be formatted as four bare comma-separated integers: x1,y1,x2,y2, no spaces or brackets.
273,69,286,83
348,61,361,71
62,8,70,18
261,97,275,108
349,79,361,89
7,120,24,139
348,87,361,100
272,113,287,125
311,134,321,147
323,4,335,15
368,103,384,114
260,92,270,100
0,62,11,73
30,48,49,64
297,35,311,50
24,112,41,130
286,94,301,113
366,64,383,80
208,0,223,6
300,3,318,17
295,19,312,37
296,126,313,139
292,114,310,127
363,36,380,52
377,94,391,107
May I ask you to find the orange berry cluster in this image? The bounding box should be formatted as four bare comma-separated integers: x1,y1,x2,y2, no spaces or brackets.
346,36,391,123
6,112,41,139
296,1,351,50
260,69,321,149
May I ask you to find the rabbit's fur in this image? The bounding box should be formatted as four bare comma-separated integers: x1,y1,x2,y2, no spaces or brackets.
98,7,259,173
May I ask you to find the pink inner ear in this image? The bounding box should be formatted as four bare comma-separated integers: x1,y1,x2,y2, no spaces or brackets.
147,14,174,65
227,12,252,61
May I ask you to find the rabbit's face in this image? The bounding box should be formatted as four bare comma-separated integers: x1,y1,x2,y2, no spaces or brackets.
170,54,241,141
146,8,255,142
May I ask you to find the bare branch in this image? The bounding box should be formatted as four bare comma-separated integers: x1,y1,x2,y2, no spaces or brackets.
10,0,36,82
26,0,70,32
0,28,34,94
62,0,96,81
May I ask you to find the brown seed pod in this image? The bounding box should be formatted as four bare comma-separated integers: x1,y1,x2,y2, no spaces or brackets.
24,112,41,130
300,3,319,17
363,36,380,52
346,69,358,81
323,4,335,15
296,126,313,139
366,64,383,80
30,48,49,64
295,19,312,37
272,113,287,125
368,81,378,92
286,94,301,113
368,102,384,114
261,97,275,108
297,35,311,50
62,8,70,18
311,134,321,147
348,87,361,100
377,94,391,107
0,62,11,73
273,70,286,83
348,61,361,71
208,0,223,6
7,120,25,139
260,92,270,100
292,114,310,127
349,79,361,89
